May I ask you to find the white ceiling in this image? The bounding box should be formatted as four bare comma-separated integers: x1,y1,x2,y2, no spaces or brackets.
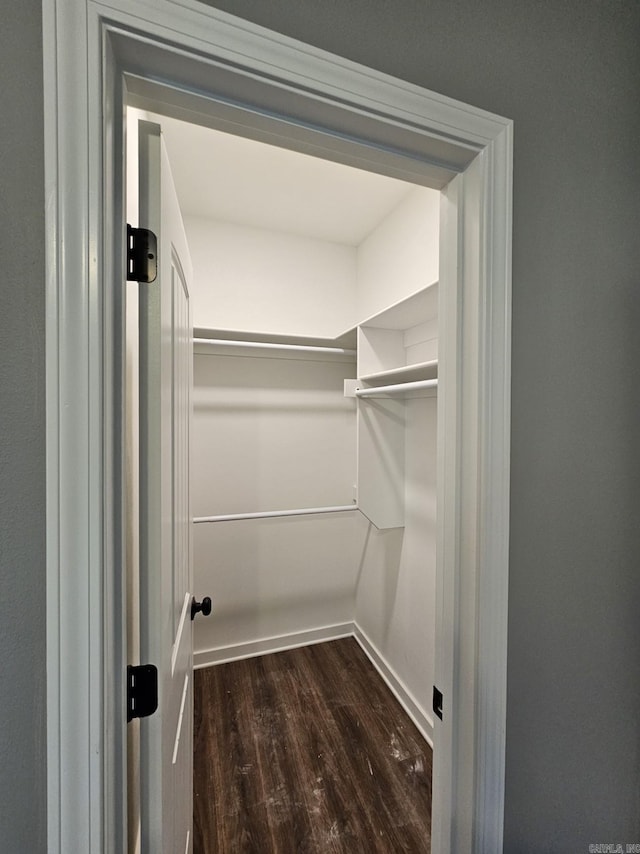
153,114,415,246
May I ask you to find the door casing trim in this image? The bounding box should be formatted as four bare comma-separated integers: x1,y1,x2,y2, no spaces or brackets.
42,1,512,851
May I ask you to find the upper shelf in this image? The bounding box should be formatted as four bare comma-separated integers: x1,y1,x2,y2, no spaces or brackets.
357,283,439,380
194,326,357,349
193,327,357,363
357,280,438,330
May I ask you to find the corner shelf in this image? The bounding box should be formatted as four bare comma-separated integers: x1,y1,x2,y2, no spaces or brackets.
357,282,438,382
356,283,438,529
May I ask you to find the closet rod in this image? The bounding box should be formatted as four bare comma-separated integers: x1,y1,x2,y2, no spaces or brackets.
355,379,438,397
193,338,356,357
193,504,358,523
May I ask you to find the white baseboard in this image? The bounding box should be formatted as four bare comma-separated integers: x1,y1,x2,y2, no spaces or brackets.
194,621,433,748
353,623,434,747
193,622,354,668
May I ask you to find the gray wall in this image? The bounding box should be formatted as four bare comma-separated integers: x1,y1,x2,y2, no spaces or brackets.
4,0,639,851
0,3,47,852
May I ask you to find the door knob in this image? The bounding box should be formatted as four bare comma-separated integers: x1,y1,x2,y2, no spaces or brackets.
191,596,212,620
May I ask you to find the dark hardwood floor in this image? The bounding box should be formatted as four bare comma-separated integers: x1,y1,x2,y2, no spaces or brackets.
193,637,432,853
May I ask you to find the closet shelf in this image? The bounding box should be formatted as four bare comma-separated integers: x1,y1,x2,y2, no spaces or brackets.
356,283,439,381
336,280,438,338
193,326,356,349
358,359,437,386
194,327,357,362
355,284,439,527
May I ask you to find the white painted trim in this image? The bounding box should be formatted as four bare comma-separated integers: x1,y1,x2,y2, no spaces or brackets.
354,624,434,747
43,1,512,851
193,623,354,668
473,122,512,854
44,0,107,850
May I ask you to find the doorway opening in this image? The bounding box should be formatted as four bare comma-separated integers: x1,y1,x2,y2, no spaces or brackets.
126,106,441,851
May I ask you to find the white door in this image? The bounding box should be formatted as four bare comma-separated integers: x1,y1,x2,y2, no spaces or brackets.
138,119,194,854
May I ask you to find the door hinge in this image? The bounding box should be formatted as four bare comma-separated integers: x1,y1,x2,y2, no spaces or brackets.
127,664,158,722
126,224,158,283
433,685,443,721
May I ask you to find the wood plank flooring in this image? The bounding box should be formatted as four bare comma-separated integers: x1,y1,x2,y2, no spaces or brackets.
193,638,432,853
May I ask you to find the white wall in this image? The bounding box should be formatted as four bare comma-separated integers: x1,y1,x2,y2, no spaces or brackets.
192,354,356,514
193,513,361,658
353,185,439,736
356,186,439,321
354,397,437,735
192,350,359,660
186,215,357,336
185,209,363,665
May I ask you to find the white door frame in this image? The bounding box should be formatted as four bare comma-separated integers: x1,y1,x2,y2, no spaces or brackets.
43,1,512,852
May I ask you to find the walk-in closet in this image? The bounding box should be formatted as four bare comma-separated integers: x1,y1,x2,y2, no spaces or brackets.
129,109,440,852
